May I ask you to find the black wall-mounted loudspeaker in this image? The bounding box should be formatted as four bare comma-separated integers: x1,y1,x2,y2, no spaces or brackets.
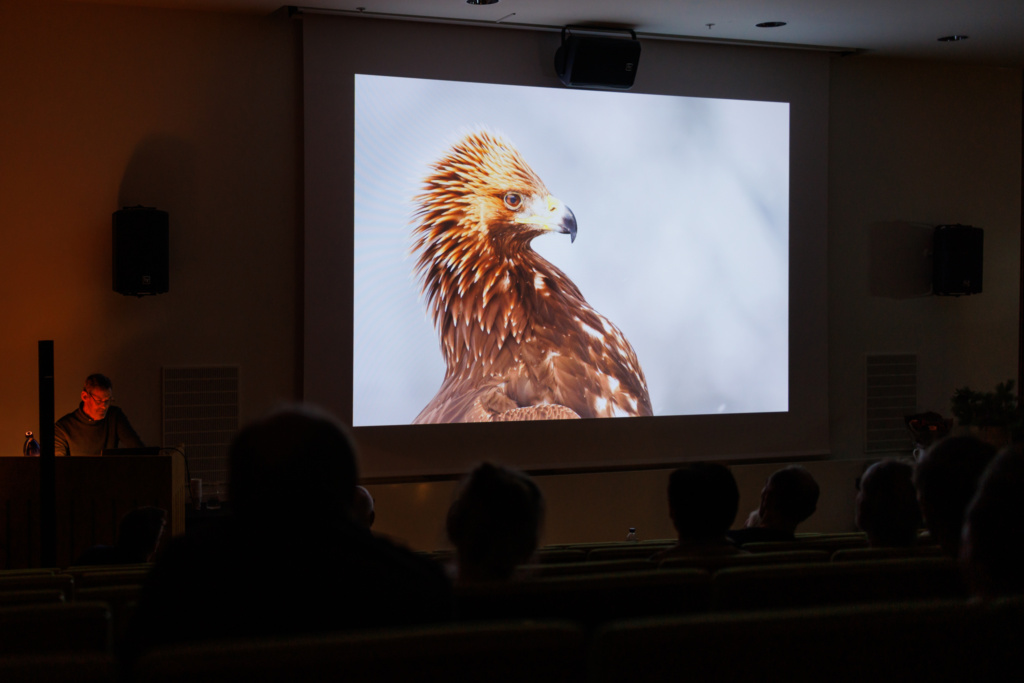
555,29,641,90
933,224,983,296
112,206,169,296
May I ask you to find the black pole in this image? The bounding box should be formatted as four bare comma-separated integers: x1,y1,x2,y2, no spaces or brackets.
38,341,56,568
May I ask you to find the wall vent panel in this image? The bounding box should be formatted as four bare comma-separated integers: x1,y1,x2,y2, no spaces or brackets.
866,354,917,454
162,366,239,498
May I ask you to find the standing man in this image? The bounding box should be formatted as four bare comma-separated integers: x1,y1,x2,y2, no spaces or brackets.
54,374,145,456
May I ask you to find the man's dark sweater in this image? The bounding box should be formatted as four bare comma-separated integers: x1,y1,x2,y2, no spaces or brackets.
54,403,144,456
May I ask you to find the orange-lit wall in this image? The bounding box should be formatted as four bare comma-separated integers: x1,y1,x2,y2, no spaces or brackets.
0,0,302,454
1,1,1019,551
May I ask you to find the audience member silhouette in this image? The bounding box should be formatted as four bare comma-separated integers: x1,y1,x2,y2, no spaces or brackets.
961,444,1024,597
446,462,544,582
352,485,375,529
75,506,167,566
855,459,922,547
913,435,997,558
653,463,745,559
127,405,452,655
728,465,820,545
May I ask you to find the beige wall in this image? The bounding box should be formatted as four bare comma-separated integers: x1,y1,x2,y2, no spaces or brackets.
369,458,869,551
828,57,1022,459
0,1,301,454
1,3,1019,550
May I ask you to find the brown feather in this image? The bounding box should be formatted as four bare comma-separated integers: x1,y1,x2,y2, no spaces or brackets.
411,130,652,423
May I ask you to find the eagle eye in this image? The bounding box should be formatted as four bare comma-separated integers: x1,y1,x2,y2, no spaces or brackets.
503,192,523,211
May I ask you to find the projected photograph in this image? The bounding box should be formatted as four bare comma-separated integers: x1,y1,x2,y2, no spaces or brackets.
354,75,789,427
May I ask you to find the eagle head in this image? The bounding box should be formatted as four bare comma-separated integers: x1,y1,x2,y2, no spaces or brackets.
410,130,653,423
413,130,576,258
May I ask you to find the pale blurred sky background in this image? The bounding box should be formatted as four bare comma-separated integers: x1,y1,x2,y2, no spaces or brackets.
353,75,789,426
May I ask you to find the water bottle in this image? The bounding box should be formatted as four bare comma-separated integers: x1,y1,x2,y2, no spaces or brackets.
23,431,40,457
626,527,638,542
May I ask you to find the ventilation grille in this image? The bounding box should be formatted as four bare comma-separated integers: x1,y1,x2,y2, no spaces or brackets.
162,367,239,493
866,354,917,454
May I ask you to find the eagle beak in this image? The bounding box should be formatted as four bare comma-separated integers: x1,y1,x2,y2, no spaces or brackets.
547,195,577,243
561,204,578,244
518,195,577,243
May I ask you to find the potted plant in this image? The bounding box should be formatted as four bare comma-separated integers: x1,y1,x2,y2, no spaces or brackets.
950,379,1021,448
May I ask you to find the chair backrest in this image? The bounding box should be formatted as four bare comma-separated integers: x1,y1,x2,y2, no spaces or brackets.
75,584,143,651
547,541,674,553
534,548,588,564
742,534,868,554
831,545,944,562
659,550,830,572
712,557,968,611
65,563,153,577
0,601,112,655
524,559,654,578
133,620,586,683
0,588,66,606
73,569,151,593
456,569,711,625
0,568,59,577
0,652,115,683
590,599,982,683
587,546,666,562
0,573,75,601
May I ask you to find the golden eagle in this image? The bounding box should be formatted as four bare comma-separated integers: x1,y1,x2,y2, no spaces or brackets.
411,130,651,423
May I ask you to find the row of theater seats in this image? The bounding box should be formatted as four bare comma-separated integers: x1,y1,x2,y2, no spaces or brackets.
0,535,979,681
1,598,1022,682
424,532,942,578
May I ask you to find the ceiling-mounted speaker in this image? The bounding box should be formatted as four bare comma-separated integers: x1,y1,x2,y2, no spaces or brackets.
555,27,641,90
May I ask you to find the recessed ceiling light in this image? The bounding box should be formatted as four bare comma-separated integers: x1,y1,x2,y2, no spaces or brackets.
756,22,787,28
937,35,969,42
467,0,499,5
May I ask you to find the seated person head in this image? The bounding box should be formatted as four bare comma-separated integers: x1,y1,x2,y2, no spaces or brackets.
855,459,921,547
117,506,167,562
446,462,544,582
914,435,997,557
229,404,358,526
759,465,820,532
668,463,740,543
962,444,1024,598
82,373,114,421
352,485,376,529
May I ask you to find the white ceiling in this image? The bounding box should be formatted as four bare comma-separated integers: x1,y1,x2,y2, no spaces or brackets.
70,0,1024,67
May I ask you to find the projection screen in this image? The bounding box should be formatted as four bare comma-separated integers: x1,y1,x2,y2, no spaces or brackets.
303,14,829,479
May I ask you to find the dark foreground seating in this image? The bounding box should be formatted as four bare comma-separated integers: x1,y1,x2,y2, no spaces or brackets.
659,550,830,572
0,601,112,655
711,556,967,611
590,598,1012,683
455,569,711,625
133,620,586,683
0,652,115,683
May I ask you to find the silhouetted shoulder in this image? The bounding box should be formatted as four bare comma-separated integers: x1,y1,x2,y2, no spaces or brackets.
127,517,452,657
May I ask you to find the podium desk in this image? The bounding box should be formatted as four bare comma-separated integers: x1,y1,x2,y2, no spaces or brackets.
0,454,185,569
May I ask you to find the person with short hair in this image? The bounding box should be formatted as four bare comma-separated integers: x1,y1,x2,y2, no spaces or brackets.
446,462,544,582
728,465,820,545
914,435,997,558
53,373,144,456
654,463,745,559
962,444,1024,597
127,404,452,654
855,459,922,547
352,485,375,529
